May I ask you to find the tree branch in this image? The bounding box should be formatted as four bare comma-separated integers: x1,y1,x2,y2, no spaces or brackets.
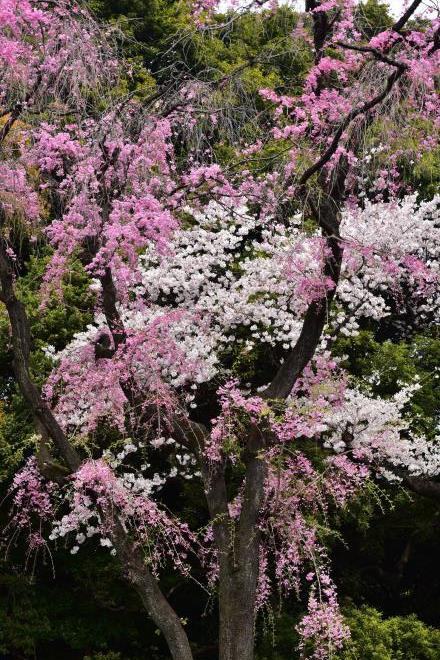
0,72,43,145
306,0,332,63
0,236,195,660
335,41,405,69
262,24,430,399
392,0,423,33
0,208,81,471
403,475,440,503
263,202,343,400
298,64,406,187
110,517,194,660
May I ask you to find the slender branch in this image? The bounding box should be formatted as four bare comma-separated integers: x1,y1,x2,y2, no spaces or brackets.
335,41,405,68
296,0,432,190
298,64,406,187
306,0,332,63
262,0,436,402
0,72,43,145
100,267,126,348
262,234,342,400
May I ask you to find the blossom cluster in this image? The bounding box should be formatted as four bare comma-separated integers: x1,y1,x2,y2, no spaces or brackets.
257,1,439,194
31,115,179,300
9,448,198,577
337,195,440,336
0,0,117,114
322,385,440,479
5,457,57,554
255,450,366,658
41,195,440,442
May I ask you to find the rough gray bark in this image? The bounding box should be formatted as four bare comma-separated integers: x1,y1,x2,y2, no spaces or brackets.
218,426,267,660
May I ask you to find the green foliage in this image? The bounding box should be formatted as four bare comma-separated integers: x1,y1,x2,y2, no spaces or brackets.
339,606,440,659
0,574,52,657
0,403,36,482
84,653,123,660
334,330,440,437
412,146,440,199
355,0,393,38
0,553,168,660
189,7,311,87
88,0,189,63
256,611,302,660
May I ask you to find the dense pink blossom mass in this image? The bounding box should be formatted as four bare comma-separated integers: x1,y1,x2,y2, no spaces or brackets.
1,1,439,659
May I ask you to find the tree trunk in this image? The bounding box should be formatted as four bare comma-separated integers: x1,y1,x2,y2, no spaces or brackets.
218,426,266,660
111,519,194,660
131,568,194,660
219,550,260,660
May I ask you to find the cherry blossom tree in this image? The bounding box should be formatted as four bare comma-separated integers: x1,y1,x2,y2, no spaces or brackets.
1,1,439,659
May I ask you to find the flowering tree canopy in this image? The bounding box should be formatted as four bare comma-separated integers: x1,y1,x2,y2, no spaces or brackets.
1,1,439,659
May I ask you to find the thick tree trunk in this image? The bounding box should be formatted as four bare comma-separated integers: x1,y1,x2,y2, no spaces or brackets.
219,552,260,660
217,427,267,660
